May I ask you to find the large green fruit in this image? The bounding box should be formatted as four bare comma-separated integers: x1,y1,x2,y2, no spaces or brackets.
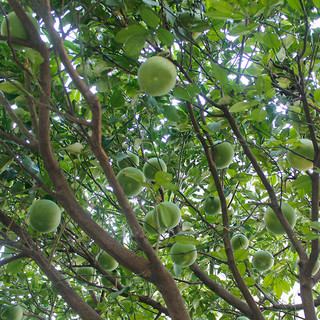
29,199,61,233
1,305,23,320
143,210,163,235
117,151,139,169
116,167,146,197
1,11,39,43
213,142,234,169
287,139,314,171
137,56,177,96
153,201,181,230
143,157,167,181
98,252,118,271
231,234,249,251
170,242,197,267
75,267,95,284
252,250,274,272
264,203,296,235
203,195,221,215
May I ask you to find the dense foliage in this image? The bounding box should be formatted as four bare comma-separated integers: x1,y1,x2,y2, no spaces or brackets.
1,0,320,319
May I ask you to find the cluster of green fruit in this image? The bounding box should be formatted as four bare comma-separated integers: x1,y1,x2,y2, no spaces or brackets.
116,152,167,197
0,305,23,320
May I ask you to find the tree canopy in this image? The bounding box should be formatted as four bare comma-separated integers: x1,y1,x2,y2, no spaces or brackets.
1,0,320,319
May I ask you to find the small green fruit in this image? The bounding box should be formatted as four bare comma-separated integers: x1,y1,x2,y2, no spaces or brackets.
137,56,177,96
213,142,234,169
153,201,181,230
98,252,118,271
76,267,95,284
143,157,167,181
116,167,146,197
1,305,23,320
264,203,296,235
29,199,61,233
203,195,221,215
117,151,139,169
231,234,249,251
252,250,274,272
287,139,314,171
143,210,163,235
170,242,197,267
1,11,39,45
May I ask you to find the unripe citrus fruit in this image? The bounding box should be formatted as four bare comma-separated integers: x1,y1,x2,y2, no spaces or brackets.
287,139,314,171
143,157,167,181
213,142,234,169
264,203,296,235
237,317,249,320
117,151,139,169
1,11,39,43
170,242,197,267
143,210,163,235
75,267,95,284
116,167,145,197
252,250,274,272
231,234,249,251
137,56,177,96
1,305,23,320
153,201,181,230
29,199,61,233
203,195,221,215
98,252,118,271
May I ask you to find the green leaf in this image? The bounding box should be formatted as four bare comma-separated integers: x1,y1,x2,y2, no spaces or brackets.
124,35,146,57
234,249,249,261
174,234,201,245
114,24,148,43
251,108,268,122
0,81,24,94
310,221,320,231
314,89,320,102
140,7,160,29
155,171,173,185
292,175,312,193
156,29,175,46
172,87,191,101
243,277,255,286
287,0,302,11
229,24,258,36
162,105,181,122
229,102,249,113
0,156,13,174
6,259,24,275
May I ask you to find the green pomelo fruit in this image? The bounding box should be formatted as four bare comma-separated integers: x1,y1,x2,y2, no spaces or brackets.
98,252,118,272
76,267,95,284
143,157,167,181
170,242,197,267
264,203,296,235
231,234,249,251
116,167,146,197
203,195,221,215
1,12,39,45
214,142,234,169
29,199,61,233
287,139,314,171
1,305,23,320
153,201,181,230
117,151,139,169
143,210,163,235
137,56,177,96
252,250,274,272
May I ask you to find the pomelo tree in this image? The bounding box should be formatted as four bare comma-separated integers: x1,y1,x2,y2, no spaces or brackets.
1,1,320,319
